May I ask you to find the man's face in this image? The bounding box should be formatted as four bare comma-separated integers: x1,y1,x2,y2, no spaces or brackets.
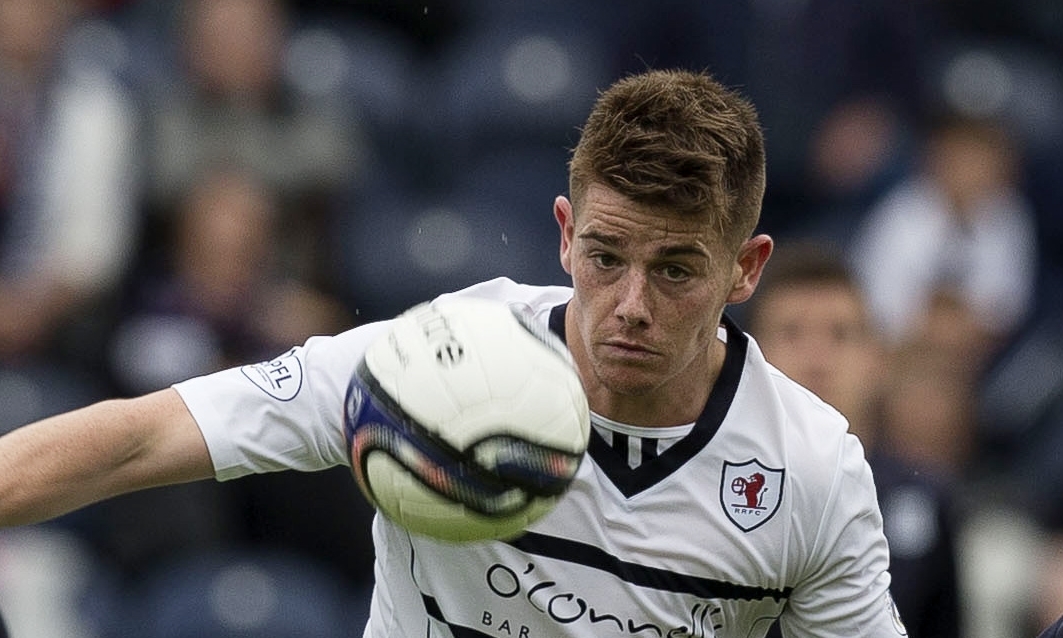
752,283,882,424
555,184,767,423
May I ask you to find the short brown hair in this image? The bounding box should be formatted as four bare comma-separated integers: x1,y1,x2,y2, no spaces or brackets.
569,69,766,250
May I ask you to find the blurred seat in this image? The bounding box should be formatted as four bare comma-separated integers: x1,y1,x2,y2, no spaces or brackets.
284,16,425,188
105,550,365,638
334,144,570,323
422,3,614,170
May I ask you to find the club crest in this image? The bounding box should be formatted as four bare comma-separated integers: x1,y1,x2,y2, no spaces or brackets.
721,459,784,532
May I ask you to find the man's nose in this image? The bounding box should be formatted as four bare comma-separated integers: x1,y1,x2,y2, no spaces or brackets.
615,271,652,326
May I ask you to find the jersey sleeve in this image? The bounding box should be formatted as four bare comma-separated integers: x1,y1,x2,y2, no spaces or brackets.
779,433,907,637
170,278,571,483
173,321,391,481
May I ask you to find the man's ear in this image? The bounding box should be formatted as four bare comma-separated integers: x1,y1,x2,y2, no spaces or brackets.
554,195,575,275
727,234,774,304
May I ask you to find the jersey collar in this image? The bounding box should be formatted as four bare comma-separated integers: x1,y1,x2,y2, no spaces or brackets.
549,303,749,497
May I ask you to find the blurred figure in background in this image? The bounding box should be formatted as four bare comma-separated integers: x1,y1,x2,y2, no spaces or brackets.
0,0,138,431
881,319,980,478
745,241,963,638
88,166,372,637
738,0,944,238
978,289,1063,635
797,93,914,244
848,112,1038,364
97,165,362,566
0,1,139,635
109,167,351,394
138,0,368,294
0,1,378,632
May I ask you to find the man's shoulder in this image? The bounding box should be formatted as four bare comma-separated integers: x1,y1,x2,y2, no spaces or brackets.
732,348,863,486
743,353,852,445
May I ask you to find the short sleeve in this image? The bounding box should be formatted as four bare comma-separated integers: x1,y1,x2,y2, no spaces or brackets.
779,434,906,637
174,322,390,481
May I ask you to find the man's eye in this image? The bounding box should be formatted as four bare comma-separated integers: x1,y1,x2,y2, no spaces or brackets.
661,265,690,281
592,253,619,268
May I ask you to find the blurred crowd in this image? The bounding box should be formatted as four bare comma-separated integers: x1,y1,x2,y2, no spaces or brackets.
0,0,1061,636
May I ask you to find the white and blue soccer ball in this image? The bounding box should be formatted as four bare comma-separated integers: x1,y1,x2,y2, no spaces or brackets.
344,297,590,542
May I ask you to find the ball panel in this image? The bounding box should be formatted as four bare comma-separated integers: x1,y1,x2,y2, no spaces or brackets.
364,298,586,449
344,297,590,542
469,435,582,495
347,368,535,517
364,453,552,542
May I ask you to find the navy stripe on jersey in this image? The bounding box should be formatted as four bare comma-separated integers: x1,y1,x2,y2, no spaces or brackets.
596,427,667,470
549,305,749,498
641,436,658,466
508,531,792,602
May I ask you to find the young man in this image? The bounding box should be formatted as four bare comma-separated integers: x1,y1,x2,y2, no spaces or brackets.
744,242,961,638
0,70,902,636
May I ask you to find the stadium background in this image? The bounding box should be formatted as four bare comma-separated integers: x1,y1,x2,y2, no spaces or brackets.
0,0,1062,636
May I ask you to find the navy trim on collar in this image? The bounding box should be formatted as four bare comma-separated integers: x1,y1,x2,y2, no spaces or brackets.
548,304,748,498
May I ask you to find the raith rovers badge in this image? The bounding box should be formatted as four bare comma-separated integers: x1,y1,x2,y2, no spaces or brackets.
721,459,784,531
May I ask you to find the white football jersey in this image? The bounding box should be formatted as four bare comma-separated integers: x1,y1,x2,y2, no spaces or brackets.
174,277,905,638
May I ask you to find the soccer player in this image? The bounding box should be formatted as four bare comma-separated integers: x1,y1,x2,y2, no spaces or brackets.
744,242,961,638
0,69,904,636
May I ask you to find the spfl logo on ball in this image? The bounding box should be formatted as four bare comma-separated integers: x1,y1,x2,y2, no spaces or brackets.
721,459,784,532
241,348,304,401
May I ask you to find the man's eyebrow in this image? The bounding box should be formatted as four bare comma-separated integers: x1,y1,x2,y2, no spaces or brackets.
655,244,711,259
578,229,624,247
578,230,711,259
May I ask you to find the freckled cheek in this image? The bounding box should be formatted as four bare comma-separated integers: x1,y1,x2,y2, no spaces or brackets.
572,266,621,305
571,271,615,323
681,311,722,348
691,322,717,348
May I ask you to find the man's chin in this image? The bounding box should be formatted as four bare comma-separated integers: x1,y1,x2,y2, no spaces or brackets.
595,369,661,398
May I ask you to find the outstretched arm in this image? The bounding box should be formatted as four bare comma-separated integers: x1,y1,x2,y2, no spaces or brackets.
0,388,214,527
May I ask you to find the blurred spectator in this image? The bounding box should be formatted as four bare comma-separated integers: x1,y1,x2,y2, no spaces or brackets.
0,525,111,638
745,241,963,638
977,292,1063,637
86,167,373,622
737,0,946,237
797,94,915,244
848,112,1039,361
0,0,138,431
108,167,350,394
881,335,978,478
83,1,381,624
0,4,140,634
137,0,368,292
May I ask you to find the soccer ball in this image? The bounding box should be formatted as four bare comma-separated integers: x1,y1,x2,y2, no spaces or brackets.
343,296,590,542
